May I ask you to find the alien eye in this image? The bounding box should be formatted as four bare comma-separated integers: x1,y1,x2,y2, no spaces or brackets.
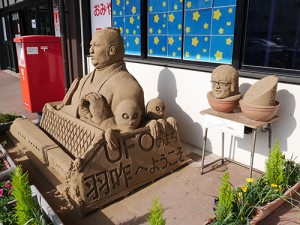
156,106,160,111
132,113,138,119
162,106,165,111
122,113,129,119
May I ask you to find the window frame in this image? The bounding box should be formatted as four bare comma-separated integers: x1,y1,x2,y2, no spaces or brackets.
119,0,300,84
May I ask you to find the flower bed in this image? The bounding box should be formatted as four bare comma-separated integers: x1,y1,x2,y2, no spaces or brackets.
204,139,300,225
0,113,23,134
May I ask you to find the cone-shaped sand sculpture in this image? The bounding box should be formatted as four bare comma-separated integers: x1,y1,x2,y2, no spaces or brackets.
240,75,280,121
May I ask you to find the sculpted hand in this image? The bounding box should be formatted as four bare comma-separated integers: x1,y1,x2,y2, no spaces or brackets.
157,119,167,134
78,98,92,119
166,117,178,131
146,120,162,139
105,128,119,150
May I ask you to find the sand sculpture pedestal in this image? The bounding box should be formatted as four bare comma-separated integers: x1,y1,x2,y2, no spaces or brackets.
10,102,189,217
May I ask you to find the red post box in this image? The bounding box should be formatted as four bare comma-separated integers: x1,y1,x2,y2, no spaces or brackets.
14,35,65,113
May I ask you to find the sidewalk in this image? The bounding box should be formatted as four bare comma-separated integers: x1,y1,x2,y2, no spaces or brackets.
0,69,299,224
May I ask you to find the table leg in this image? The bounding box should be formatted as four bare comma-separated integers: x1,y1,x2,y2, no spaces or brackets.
250,129,257,178
268,123,272,152
201,127,208,175
221,132,224,163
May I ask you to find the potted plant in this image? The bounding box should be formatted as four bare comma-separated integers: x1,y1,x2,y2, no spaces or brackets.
0,165,63,225
0,113,22,134
147,195,166,225
0,141,16,181
203,139,300,225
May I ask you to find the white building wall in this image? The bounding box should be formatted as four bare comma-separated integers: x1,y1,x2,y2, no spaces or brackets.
126,62,300,172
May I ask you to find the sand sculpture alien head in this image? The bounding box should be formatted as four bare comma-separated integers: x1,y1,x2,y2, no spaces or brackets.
211,65,239,99
146,98,166,120
115,99,142,132
89,27,125,69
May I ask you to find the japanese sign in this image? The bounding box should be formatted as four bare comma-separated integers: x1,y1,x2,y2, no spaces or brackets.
90,0,112,35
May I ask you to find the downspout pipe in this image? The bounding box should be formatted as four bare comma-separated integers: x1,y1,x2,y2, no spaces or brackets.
59,0,70,90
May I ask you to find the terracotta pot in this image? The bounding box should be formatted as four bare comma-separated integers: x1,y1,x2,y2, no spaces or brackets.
207,91,241,113
250,181,300,225
239,99,280,122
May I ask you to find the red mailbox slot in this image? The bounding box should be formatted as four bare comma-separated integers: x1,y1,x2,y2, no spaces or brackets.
14,35,65,113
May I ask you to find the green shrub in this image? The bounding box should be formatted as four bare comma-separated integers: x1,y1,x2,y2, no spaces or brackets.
215,171,234,224
147,195,166,225
0,113,20,123
265,139,283,185
11,165,46,225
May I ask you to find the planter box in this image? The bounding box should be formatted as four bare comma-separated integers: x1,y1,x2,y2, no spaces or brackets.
0,115,25,134
250,181,300,224
0,143,16,181
6,185,64,225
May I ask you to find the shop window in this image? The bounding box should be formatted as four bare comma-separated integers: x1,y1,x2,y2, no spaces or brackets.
112,0,141,56
243,0,300,70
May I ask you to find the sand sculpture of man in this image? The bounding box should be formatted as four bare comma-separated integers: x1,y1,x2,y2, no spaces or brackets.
210,65,239,99
57,27,145,131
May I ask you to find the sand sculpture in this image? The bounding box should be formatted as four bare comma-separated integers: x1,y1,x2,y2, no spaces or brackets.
240,75,280,121
10,27,189,216
207,65,242,113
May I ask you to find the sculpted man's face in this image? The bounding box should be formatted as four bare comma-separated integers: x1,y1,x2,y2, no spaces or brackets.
146,98,165,120
115,100,142,132
89,32,110,69
211,65,238,99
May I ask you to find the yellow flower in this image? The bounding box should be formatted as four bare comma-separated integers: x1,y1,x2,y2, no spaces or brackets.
241,185,248,192
271,183,278,188
237,192,243,201
246,178,254,183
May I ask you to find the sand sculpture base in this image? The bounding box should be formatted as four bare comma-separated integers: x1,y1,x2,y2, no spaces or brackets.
10,102,190,217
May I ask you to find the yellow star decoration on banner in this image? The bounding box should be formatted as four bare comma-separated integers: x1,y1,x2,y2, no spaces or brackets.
116,0,120,6
204,23,209,29
149,6,153,12
218,28,224,34
119,27,123,34
203,49,207,53
178,24,182,29
132,6,136,14
213,9,222,20
130,17,134,24
158,29,162,34
214,50,223,60
133,30,136,34
168,37,174,45
162,1,166,7
154,14,159,23
149,49,153,54
169,13,175,22
162,24,166,27
178,47,181,50
204,37,208,41
149,28,153,33
193,11,200,21
154,36,159,45
174,4,178,10
113,11,116,15
226,22,231,26
186,1,192,8
172,52,177,57
135,37,139,45
163,13,167,18
120,11,123,16
126,29,129,34
179,36,182,41
114,21,117,26
185,27,191,33
226,38,232,45
228,8,233,13
126,0,129,5
185,51,190,58
196,54,201,59
162,47,166,52
192,37,199,47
